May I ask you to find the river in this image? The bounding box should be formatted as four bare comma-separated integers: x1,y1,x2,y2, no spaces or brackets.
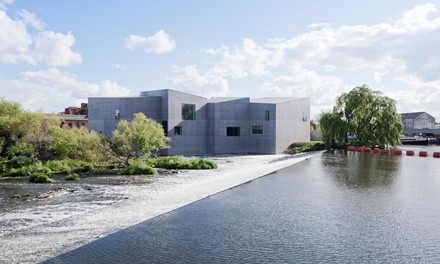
45,146,440,263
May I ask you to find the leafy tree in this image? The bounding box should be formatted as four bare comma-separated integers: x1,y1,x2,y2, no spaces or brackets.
111,113,170,164
50,126,111,162
0,99,45,158
320,85,403,148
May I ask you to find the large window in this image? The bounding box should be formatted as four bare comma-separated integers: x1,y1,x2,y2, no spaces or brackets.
174,126,182,135
252,125,263,134
182,104,196,120
265,110,270,121
227,127,240,137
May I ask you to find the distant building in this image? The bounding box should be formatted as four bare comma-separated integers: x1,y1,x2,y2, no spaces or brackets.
54,103,88,128
401,112,435,129
58,115,88,128
61,103,88,116
88,89,310,155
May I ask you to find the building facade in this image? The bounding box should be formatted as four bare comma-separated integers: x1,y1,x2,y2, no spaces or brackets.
401,112,436,129
88,89,310,155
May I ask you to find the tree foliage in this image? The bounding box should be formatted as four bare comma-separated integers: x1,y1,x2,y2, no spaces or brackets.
0,99,55,158
111,113,170,163
49,126,110,162
320,85,403,148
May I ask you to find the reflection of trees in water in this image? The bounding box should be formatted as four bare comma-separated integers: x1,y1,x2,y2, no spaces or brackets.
322,150,401,188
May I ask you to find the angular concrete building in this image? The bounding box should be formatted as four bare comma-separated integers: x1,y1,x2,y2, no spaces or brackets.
88,89,310,155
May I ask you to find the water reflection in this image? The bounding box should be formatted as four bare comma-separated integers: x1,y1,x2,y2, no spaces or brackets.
322,150,401,188
46,151,440,263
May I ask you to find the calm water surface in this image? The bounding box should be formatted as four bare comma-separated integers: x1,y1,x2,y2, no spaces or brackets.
47,148,440,263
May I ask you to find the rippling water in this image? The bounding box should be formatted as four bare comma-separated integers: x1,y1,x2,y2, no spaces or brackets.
47,149,440,263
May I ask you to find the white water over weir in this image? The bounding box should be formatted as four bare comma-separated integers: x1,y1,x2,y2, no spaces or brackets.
0,152,322,264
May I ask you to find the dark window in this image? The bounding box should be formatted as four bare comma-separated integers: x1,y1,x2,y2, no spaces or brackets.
174,126,182,135
227,127,240,136
115,109,120,120
162,121,168,136
182,104,196,120
252,125,263,134
68,122,72,128
302,112,308,122
265,111,270,121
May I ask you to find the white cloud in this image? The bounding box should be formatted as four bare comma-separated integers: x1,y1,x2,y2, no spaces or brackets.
169,65,230,98
204,38,276,79
0,69,129,112
0,9,82,66
0,0,14,10
33,31,82,66
170,3,440,119
17,9,45,30
124,30,176,54
0,10,32,63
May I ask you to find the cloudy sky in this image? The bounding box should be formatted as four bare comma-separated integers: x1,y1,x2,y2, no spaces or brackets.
1,0,439,120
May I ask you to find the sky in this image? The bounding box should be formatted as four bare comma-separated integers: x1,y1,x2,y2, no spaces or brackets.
1,0,440,120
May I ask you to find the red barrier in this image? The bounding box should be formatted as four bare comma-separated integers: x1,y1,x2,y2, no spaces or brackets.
373,148,381,154
383,149,390,154
406,150,414,156
365,147,372,153
419,151,428,157
356,147,365,152
433,152,440,158
394,149,402,155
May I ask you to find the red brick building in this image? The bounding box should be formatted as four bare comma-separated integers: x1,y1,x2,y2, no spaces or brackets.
55,103,88,128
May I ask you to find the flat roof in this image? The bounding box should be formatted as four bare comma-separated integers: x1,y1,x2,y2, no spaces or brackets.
250,97,306,104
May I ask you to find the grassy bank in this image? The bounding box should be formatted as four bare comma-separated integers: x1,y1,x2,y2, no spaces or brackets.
0,156,218,183
284,141,327,154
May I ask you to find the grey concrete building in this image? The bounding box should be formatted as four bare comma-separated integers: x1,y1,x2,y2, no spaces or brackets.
401,112,436,129
88,89,310,155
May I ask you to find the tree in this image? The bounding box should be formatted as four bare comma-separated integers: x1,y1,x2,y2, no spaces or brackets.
49,126,111,162
111,113,170,163
0,99,44,158
320,85,403,148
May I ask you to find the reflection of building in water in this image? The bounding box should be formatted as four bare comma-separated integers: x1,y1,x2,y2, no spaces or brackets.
401,112,435,129
88,89,310,155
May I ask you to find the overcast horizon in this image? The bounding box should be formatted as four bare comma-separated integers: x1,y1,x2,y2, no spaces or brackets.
1,1,439,120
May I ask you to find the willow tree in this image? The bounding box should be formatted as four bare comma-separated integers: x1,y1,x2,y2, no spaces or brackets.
320,85,403,148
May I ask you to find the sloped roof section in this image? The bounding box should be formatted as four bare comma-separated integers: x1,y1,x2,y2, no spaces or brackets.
401,112,429,119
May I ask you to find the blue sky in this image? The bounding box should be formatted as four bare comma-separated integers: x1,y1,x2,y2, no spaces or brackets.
1,0,439,120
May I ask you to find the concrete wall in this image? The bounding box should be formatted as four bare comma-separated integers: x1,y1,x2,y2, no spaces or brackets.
88,89,311,155
165,90,209,155
207,98,250,154
275,98,310,153
248,103,276,154
88,97,162,137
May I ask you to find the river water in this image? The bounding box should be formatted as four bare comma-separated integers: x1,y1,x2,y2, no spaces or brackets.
46,146,440,263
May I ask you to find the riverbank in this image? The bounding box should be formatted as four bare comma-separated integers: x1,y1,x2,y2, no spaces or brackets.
0,152,322,263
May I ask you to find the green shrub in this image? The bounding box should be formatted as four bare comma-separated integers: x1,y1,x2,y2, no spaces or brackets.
5,161,51,177
29,173,52,183
122,159,157,175
284,141,326,154
149,157,217,170
64,173,80,181
8,156,34,168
